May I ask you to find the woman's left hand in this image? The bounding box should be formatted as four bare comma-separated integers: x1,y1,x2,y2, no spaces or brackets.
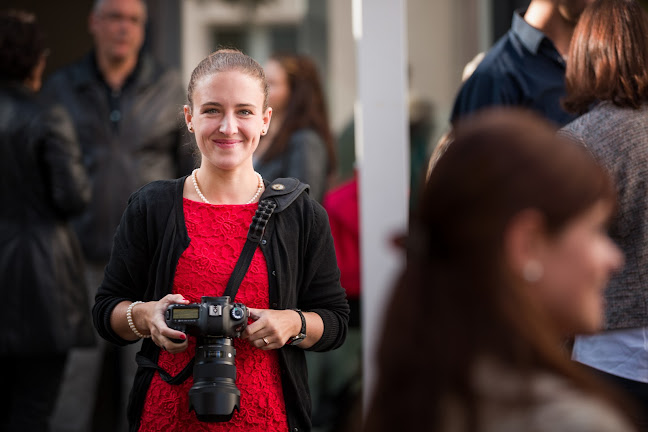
241,308,301,350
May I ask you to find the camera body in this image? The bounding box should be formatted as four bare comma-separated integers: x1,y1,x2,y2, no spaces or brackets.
165,295,248,338
165,296,249,422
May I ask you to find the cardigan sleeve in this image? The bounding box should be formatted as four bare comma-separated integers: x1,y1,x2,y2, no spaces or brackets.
92,189,151,346
299,200,350,352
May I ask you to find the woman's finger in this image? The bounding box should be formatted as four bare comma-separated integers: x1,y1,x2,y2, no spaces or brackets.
246,307,264,321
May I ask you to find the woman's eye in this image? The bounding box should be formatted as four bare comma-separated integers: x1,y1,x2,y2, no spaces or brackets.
239,109,252,116
204,108,219,114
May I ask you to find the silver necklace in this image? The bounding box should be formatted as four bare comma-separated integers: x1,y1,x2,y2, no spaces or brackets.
191,169,263,205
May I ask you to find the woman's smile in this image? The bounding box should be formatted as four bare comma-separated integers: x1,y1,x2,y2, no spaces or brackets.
213,138,242,148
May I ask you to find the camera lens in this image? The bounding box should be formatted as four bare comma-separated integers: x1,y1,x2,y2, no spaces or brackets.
190,337,240,422
230,306,244,321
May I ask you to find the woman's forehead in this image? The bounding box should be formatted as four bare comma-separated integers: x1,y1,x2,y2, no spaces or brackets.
193,71,264,103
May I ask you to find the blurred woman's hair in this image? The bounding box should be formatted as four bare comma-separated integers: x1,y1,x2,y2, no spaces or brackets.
0,10,47,82
563,0,648,114
260,53,337,175
364,109,621,432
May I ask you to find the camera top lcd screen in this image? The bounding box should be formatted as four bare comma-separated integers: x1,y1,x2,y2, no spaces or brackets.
172,308,200,320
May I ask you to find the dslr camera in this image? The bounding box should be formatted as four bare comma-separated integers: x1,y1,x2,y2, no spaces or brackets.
165,296,249,422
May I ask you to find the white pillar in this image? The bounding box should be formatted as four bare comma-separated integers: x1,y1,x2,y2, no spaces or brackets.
354,0,410,413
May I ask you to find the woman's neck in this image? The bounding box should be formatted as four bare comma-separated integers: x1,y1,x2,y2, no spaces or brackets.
189,165,263,205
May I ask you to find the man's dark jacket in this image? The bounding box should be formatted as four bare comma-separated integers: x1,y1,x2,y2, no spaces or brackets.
42,52,194,262
93,177,350,432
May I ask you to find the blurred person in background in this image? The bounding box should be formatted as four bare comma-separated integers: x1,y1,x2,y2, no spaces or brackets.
451,0,595,126
335,65,434,211
561,0,648,429
311,171,361,432
0,9,93,431
254,53,336,202
364,109,635,432
41,0,193,430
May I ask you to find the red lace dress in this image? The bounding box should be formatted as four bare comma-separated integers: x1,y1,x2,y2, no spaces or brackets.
138,199,288,432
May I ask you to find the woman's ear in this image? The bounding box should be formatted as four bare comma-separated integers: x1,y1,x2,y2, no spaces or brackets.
263,107,272,133
504,209,547,283
184,105,193,132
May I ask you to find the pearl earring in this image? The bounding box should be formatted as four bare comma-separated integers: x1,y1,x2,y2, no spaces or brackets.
523,260,544,283
188,124,194,133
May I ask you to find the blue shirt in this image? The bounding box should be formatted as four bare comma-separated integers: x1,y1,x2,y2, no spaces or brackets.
573,328,648,384
451,11,576,126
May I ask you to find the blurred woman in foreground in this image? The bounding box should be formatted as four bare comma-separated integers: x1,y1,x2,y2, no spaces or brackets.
364,109,634,431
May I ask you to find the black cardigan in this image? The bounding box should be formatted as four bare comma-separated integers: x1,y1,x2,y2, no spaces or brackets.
93,176,349,432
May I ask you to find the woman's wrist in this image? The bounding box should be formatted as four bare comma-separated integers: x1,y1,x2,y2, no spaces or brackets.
127,301,151,339
286,309,307,346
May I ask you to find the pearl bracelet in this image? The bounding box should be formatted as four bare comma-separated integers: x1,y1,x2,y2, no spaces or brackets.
126,301,150,339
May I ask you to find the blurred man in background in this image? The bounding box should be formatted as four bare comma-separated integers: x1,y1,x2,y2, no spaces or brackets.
42,0,193,430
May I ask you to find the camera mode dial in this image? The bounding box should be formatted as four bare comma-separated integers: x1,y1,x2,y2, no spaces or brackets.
230,306,245,321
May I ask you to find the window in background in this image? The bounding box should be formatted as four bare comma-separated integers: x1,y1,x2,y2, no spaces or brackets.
212,25,299,61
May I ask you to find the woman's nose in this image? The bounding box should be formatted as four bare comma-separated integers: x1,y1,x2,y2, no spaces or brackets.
219,114,237,135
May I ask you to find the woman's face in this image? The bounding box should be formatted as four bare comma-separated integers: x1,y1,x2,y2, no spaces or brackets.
185,70,271,172
265,59,291,114
533,201,623,335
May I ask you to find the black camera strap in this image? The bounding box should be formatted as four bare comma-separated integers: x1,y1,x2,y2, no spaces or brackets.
136,352,195,385
223,198,277,300
137,198,278,386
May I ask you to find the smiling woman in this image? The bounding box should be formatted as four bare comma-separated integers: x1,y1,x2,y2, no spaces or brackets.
184,70,271,186
92,49,349,432
181,50,272,205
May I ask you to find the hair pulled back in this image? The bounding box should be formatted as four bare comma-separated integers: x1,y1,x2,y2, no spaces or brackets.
186,48,269,112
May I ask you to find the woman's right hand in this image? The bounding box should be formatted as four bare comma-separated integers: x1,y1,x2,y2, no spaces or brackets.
142,294,191,354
